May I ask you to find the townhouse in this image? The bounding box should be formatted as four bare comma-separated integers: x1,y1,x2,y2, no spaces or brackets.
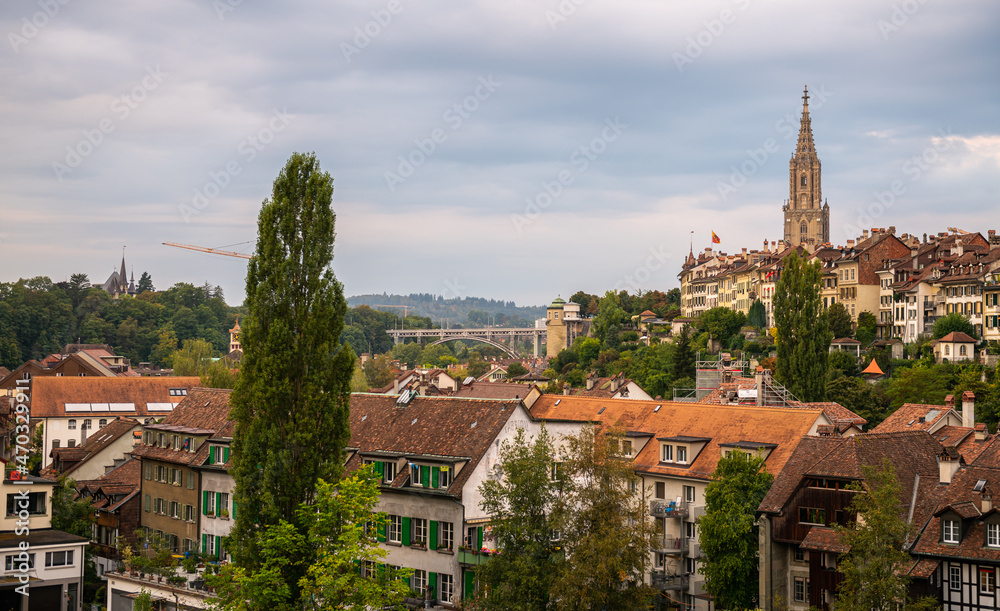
27,376,200,466
0,474,89,611
76,458,142,577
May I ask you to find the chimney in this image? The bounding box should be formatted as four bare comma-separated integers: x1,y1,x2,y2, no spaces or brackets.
586,373,595,391
889,226,896,235
923,233,928,244
939,447,961,484
754,367,766,407
962,391,976,429
862,229,869,239
562,386,570,396
945,395,955,410
847,239,855,248
983,486,993,513
976,423,988,442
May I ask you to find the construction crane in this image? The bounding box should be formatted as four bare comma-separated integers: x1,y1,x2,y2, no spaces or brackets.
947,227,970,235
163,242,252,259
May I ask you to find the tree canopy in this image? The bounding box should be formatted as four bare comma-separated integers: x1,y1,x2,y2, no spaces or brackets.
932,312,978,340
773,251,831,401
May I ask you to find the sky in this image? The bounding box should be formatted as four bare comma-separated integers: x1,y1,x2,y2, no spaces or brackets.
2,0,999,309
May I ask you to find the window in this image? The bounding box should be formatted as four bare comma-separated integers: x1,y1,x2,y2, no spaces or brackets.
661,444,673,462
655,552,667,568
187,472,195,490
144,494,150,512
45,550,74,567
620,440,632,457
68,419,77,430
5,553,34,571
799,507,826,525
439,466,452,488
411,464,423,486
67,439,76,448
384,461,398,483
943,519,960,543
83,419,92,430
184,504,195,522
440,521,454,550
960,345,967,356
684,485,695,503
685,521,696,539
219,493,229,516
982,568,996,594
655,482,665,499
793,576,808,602
800,175,807,186
183,539,195,553
412,569,426,593
388,515,402,543
800,221,807,236
205,492,216,515
412,518,427,546
6,492,46,516
169,501,180,519
951,564,961,590
439,573,454,603
988,524,1000,547
677,446,688,463
794,548,805,562
99,419,107,428
550,462,563,481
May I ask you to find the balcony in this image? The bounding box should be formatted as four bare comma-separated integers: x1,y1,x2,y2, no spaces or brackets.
650,500,689,519
458,548,489,566
654,536,688,555
651,571,689,591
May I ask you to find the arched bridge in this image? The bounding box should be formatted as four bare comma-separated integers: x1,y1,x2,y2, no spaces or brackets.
387,327,546,358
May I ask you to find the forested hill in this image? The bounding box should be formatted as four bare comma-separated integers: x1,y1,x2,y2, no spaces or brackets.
347,293,545,326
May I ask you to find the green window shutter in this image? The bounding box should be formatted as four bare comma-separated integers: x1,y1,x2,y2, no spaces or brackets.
464,569,476,599
232,501,237,519
431,467,440,488
374,461,384,481
202,491,209,515
421,465,430,486
144,494,150,512
201,534,208,552
223,447,230,462
217,492,223,514
209,446,216,464
430,520,438,550
377,521,386,542
215,536,221,557
402,517,411,546
428,571,437,596
144,463,151,480
476,527,483,549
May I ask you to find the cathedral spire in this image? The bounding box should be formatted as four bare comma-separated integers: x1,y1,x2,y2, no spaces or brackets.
795,85,815,157
784,86,829,248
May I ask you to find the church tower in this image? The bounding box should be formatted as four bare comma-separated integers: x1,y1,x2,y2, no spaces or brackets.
783,86,830,248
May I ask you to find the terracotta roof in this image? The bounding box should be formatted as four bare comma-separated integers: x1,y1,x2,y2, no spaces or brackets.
872,403,956,433
861,359,884,375
28,376,200,418
911,462,1000,562
831,338,861,344
451,382,532,400
802,402,867,426
130,387,233,467
937,331,978,344
346,394,525,499
800,526,849,553
908,558,940,578
529,395,824,480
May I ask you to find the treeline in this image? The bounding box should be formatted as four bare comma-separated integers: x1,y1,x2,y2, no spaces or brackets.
0,275,240,369
347,293,545,324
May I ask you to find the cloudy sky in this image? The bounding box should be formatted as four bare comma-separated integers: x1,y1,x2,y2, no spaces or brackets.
3,0,998,308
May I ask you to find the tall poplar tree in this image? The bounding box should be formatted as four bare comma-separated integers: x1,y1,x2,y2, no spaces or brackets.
773,251,831,401
230,153,355,573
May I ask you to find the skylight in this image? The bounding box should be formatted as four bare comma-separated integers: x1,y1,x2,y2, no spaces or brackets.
974,479,987,492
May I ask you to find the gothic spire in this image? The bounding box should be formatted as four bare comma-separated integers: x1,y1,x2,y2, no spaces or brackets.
795,85,816,157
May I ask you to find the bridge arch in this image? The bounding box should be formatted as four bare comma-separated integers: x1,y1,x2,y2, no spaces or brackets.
424,336,519,359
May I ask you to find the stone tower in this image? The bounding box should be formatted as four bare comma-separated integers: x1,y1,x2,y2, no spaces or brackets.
545,296,567,359
783,86,830,248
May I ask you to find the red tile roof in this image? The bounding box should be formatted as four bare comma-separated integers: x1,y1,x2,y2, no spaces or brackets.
29,376,200,418
872,403,956,433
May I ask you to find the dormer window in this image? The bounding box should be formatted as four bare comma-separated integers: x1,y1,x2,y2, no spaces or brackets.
988,523,1000,547
661,444,673,462
943,519,960,544
677,446,688,464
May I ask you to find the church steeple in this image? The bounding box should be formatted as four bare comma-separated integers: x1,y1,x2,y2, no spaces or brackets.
783,86,830,248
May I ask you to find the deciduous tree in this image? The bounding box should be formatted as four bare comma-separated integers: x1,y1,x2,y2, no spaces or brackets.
827,302,853,339
773,251,831,401
933,312,978,340
699,450,773,610
230,153,355,581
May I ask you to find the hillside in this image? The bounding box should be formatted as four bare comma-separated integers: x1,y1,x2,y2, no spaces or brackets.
347,293,545,327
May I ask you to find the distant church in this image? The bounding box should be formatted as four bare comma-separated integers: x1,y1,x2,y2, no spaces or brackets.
782,86,830,247
100,253,136,299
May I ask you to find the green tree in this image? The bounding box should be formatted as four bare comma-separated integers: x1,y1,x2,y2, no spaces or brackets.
137,272,155,294
505,362,529,379
826,376,891,428
886,364,954,408
551,425,655,611
828,350,859,378
211,467,411,611
933,312,978,340
856,311,877,346
351,365,370,392
827,302,854,339
477,428,561,611
671,324,695,381
390,341,423,369
697,307,747,349
699,450,774,610
201,359,239,389
171,338,217,377
363,354,396,388
467,355,491,378
747,299,767,329
230,153,355,581
592,291,629,349
149,329,178,368
774,252,831,401
836,459,936,611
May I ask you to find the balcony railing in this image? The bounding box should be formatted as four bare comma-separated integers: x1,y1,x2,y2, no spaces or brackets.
650,500,689,519
651,571,689,591
653,536,687,554
458,549,489,566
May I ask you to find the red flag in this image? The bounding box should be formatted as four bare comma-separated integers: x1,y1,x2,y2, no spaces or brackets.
711,231,721,244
